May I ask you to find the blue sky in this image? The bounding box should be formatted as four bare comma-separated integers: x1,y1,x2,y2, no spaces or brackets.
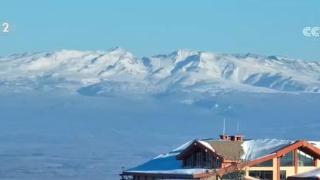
0,0,319,60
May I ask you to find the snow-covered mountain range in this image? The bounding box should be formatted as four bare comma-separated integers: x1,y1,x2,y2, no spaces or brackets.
1,47,320,96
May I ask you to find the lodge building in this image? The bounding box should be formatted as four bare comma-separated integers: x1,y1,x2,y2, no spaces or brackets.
121,135,320,180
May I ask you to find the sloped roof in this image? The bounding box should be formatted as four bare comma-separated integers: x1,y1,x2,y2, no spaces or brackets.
241,139,292,160
203,140,244,161
123,140,211,176
123,139,320,177
179,139,293,161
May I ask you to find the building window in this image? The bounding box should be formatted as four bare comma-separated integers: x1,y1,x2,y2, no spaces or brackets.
249,171,273,180
213,158,221,168
196,151,201,167
249,170,286,180
281,151,293,166
205,151,213,168
280,171,287,180
184,154,194,168
183,147,219,169
298,150,314,166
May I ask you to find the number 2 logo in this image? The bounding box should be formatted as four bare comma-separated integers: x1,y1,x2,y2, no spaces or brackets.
2,22,9,33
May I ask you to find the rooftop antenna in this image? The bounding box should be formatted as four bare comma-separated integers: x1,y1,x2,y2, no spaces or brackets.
236,120,240,133
223,118,226,135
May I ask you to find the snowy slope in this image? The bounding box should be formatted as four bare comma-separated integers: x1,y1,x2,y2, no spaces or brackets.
1,48,320,97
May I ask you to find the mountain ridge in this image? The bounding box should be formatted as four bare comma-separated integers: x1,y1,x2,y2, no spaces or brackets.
1,48,320,97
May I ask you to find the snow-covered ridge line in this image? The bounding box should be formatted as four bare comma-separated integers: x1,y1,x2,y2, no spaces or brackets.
1,47,320,95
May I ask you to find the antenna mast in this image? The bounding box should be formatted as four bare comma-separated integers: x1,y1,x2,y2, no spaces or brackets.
237,120,240,133
223,118,226,135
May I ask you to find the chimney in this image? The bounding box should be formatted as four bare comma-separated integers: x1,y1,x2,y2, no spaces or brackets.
219,134,230,141
219,134,244,141
235,135,244,141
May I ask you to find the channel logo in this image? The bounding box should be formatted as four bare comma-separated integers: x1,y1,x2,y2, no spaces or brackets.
303,26,320,37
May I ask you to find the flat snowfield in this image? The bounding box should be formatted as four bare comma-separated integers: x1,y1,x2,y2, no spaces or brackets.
0,92,319,180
